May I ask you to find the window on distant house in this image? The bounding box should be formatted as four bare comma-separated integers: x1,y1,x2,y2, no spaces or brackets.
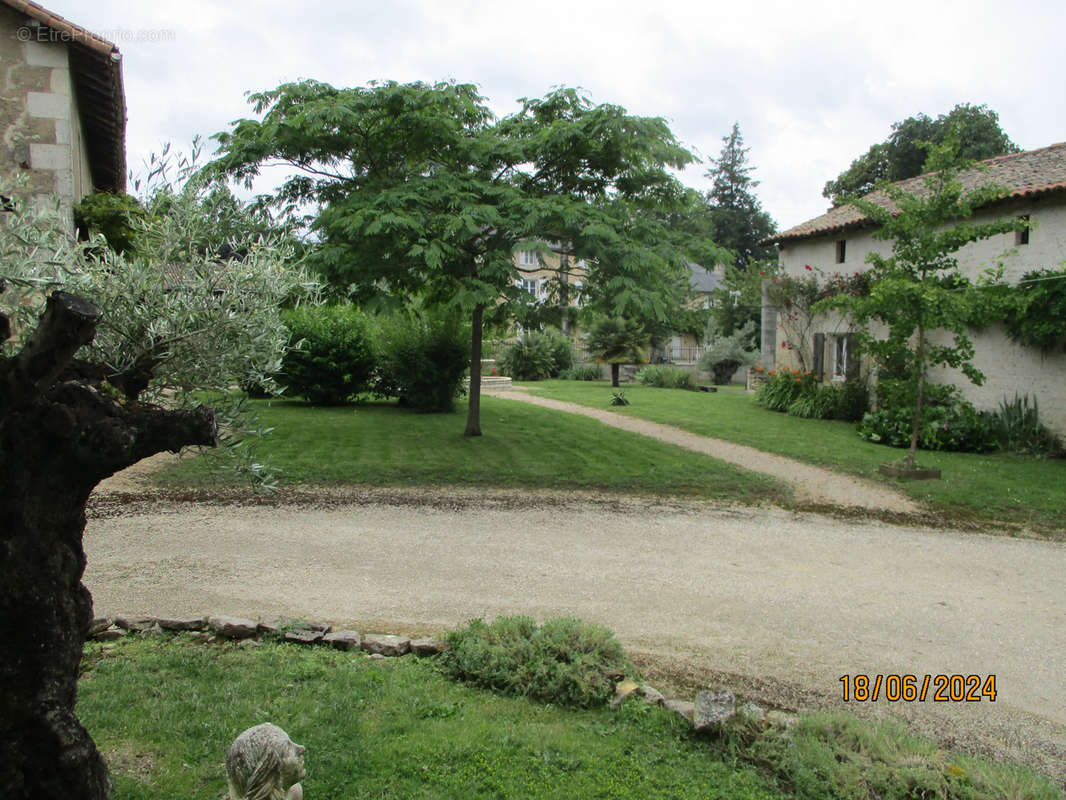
519,279,537,295
519,250,538,266
1016,215,1030,246
831,335,848,381
835,239,846,264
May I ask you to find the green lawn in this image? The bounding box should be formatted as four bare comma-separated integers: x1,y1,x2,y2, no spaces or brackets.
519,381,1066,531
77,637,1064,800
157,395,787,503
78,637,776,800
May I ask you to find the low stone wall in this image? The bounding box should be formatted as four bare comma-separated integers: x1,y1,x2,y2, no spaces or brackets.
89,612,799,735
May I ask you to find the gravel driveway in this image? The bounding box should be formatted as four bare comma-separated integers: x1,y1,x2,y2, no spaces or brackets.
83,489,1066,782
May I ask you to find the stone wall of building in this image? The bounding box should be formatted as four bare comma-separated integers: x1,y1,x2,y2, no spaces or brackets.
770,195,1066,436
0,4,93,226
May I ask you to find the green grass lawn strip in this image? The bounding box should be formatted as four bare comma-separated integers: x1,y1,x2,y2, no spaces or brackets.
78,638,775,799
521,381,1066,530
77,637,1065,799
156,396,788,503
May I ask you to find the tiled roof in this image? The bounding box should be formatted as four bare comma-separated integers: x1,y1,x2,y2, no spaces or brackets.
688,262,724,293
3,0,126,192
767,142,1066,245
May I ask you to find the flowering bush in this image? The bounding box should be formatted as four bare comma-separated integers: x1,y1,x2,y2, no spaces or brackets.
763,266,870,370
755,367,869,421
754,367,817,411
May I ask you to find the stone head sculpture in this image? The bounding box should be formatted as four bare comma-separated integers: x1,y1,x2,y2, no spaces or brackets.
226,723,306,800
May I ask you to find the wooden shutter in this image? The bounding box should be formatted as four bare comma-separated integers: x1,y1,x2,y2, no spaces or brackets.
812,332,825,380
845,333,860,381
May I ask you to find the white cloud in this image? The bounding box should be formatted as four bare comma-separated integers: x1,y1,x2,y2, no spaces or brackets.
48,0,1066,228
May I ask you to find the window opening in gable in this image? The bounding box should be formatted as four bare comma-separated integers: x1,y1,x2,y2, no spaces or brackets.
519,250,538,266
1016,216,1030,246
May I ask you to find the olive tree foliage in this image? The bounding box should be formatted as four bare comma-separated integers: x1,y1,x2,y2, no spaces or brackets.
0,167,316,798
816,139,1024,468
210,79,705,436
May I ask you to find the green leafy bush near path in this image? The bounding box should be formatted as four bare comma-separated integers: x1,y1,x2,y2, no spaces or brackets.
523,381,1066,532
156,396,787,503
440,616,634,708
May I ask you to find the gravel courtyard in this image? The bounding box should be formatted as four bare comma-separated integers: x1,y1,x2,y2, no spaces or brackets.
83,488,1066,782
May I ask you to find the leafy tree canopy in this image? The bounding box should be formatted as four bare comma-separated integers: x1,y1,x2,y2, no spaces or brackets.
822,103,1020,205
211,79,709,435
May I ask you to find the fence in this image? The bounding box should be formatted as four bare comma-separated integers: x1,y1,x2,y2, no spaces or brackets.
576,345,708,365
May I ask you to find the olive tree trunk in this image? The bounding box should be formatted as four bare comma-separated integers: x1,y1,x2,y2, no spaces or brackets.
0,292,217,799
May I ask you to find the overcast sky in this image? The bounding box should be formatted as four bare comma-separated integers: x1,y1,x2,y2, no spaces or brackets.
50,0,1066,229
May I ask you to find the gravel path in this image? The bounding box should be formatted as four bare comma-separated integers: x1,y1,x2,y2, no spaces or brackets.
488,389,920,513
83,489,1066,782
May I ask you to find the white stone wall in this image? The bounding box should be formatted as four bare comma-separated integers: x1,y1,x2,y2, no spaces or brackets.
9,26,95,227
772,195,1066,436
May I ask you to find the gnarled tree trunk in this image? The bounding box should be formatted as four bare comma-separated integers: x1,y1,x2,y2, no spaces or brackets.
0,292,217,799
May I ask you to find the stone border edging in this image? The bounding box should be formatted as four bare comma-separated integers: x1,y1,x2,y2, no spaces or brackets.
89,612,799,735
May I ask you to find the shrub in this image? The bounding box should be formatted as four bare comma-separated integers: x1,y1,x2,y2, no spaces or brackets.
438,616,635,708
754,368,816,411
874,378,956,411
832,378,871,422
560,364,604,381
497,329,574,380
498,332,558,381
859,402,995,452
543,328,576,376
698,320,759,385
635,365,696,390
985,394,1063,456
281,305,375,405
787,384,838,419
374,309,470,412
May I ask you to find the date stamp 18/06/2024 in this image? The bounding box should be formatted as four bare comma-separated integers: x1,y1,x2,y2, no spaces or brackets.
839,674,997,703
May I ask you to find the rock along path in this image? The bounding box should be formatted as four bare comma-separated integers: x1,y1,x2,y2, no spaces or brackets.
487,389,920,514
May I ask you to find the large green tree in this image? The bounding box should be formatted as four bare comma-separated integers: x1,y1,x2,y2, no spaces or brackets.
705,122,776,270
211,79,702,436
823,103,1019,205
816,139,1023,468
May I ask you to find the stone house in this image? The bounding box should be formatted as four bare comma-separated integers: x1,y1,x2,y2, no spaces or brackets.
513,244,720,367
0,0,126,227
761,142,1066,436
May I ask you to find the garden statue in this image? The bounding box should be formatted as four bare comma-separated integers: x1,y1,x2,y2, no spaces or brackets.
226,723,306,800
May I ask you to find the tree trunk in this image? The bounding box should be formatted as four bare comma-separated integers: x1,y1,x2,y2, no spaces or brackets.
610,363,620,387
0,292,217,799
464,304,484,437
906,327,927,469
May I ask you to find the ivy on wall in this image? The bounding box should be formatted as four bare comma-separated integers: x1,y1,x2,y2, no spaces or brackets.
1003,269,1066,352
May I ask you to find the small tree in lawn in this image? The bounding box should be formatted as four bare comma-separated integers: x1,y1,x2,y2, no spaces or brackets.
0,168,313,798
584,317,649,387
210,79,701,436
817,138,1023,469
